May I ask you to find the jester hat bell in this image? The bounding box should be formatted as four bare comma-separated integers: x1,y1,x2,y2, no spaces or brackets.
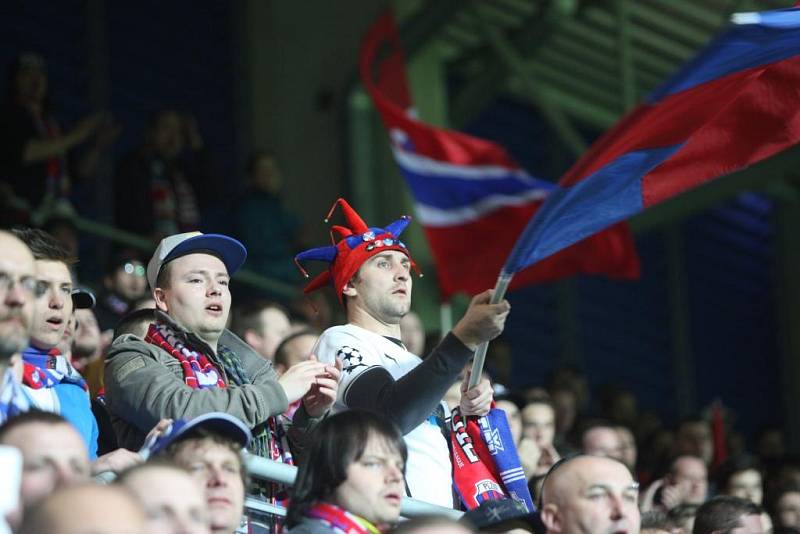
294,198,417,304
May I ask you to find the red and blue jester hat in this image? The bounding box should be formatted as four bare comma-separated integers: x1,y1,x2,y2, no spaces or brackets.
294,198,419,305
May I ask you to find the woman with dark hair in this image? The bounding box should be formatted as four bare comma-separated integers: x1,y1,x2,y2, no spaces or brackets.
717,455,764,506
287,410,408,533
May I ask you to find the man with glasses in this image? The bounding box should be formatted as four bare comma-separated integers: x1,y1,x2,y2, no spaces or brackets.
0,230,37,422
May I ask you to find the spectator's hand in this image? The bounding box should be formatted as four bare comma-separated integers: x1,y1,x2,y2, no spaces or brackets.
451,289,510,350
517,437,542,478
70,113,103,146
92,448,142,476
660,480,687,510
301,355,342,418
536,443,561,476
143,418,173,446
639,478,664,513
278,360,331,404
459,371,493,417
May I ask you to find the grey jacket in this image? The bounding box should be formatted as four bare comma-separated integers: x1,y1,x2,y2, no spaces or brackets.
104,311,316,451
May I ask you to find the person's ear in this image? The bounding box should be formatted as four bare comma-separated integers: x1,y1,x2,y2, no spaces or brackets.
539,503,562,533
243,329,263,352
342,280,358,298
153,288,169,313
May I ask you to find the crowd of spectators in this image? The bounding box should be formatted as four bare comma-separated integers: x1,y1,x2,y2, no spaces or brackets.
0,51,795,534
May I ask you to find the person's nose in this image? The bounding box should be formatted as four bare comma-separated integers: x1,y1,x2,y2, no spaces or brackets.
394,265,409,282
206,465,227,488
53,462,76,488
4,280,27,307
207,280,222,296
385,463,403,484
49,288,64,310
608,495,625,521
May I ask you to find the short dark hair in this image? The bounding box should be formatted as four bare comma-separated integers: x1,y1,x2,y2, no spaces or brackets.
12,227,75,265
231,299,288,338
286,410,407,527
693,496,761,534
113,307,156,340
0,410,70,443
716,455,762,495
641,510,672,530
274,329,319,369
578,418,617,442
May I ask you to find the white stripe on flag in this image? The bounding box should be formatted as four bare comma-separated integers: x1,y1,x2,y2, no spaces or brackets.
393,147,541,183
415,189,549,227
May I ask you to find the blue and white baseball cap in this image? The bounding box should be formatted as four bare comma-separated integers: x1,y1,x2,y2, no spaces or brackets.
146,232,247,289
147,412,252,457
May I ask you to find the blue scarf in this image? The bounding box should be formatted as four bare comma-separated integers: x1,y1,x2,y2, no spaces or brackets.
0,368,30,423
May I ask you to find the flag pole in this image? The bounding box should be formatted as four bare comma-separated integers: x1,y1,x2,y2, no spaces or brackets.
439,301,453,341
468,271,514,388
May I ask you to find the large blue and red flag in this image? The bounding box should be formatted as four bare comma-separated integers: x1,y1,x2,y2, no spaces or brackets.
501,6,800,274
359,13,640,301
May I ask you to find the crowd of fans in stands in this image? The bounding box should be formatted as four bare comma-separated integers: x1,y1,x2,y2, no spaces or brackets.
0,51,796,534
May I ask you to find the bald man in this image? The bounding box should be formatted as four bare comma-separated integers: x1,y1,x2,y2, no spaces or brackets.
18,483,146,534
540,455,641,534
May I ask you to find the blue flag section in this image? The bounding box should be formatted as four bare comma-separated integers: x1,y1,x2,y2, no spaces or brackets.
503,6,800,274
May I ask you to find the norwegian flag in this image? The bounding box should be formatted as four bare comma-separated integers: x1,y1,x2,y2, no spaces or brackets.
359,11,640,301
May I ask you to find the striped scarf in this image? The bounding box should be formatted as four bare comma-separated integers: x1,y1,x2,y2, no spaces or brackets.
145,324,225,389
0,368,30,423
451,406,535,512
21,346,88,391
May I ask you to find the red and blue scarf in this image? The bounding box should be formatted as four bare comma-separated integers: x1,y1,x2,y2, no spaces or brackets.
450,406,535,512
21,346,88,391
145,323,225,389
306,503,381,534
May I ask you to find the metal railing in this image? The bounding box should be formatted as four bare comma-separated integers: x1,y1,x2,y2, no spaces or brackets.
244,454,464,520
8,193,301,300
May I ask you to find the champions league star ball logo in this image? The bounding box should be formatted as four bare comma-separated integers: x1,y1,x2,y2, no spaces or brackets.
337,346,366,374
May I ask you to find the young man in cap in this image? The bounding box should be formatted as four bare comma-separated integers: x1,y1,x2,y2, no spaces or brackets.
295,199,509,508
149,412,252,534
104,232,340,455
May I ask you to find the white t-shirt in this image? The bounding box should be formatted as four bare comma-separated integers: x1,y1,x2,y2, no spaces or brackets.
314,324,454,508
